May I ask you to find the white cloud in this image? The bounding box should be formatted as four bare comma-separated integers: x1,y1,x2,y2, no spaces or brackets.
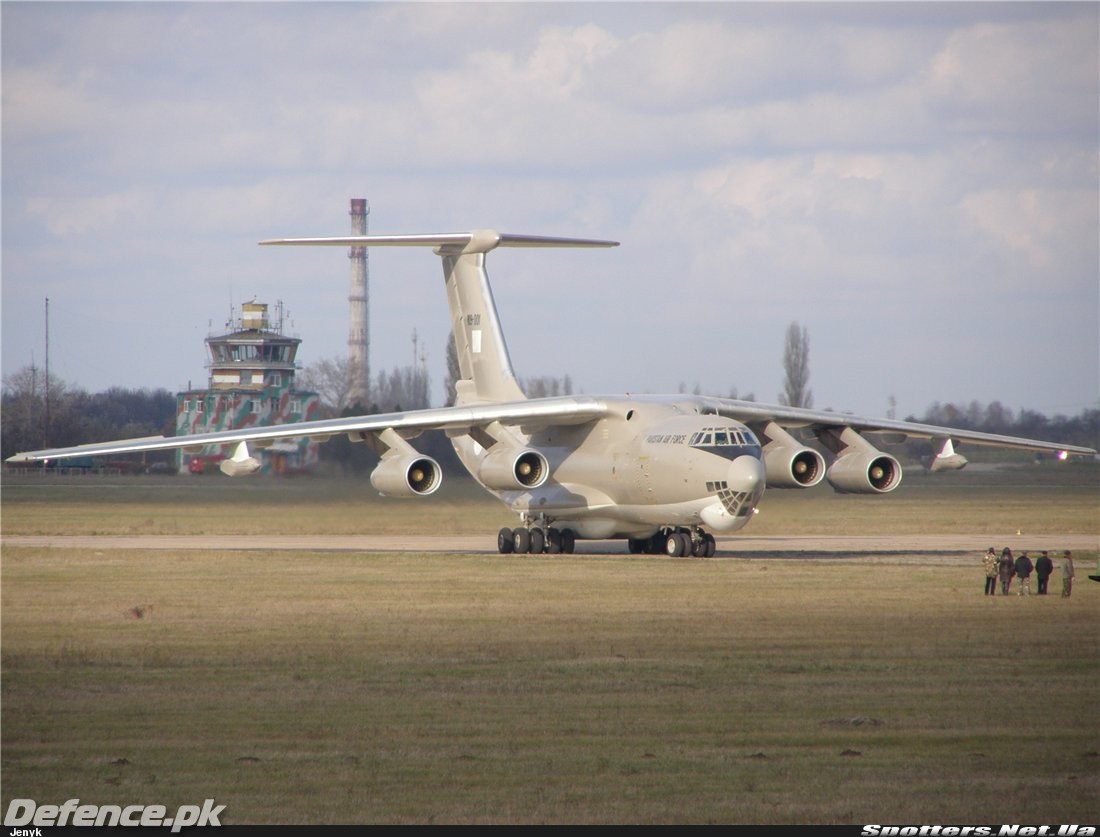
25,189,150,237
2,1,1096,419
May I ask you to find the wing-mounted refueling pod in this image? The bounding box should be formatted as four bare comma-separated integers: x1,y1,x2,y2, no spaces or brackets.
356,427,441,497
816,425,902,494
468,421,550,491
752,421,827,489
929,437,968,472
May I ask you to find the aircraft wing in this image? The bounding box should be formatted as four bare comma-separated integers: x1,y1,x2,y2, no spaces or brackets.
699,397,1097,458
4,396,610,464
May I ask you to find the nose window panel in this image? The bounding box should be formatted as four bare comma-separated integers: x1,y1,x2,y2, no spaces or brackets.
705,479,753,517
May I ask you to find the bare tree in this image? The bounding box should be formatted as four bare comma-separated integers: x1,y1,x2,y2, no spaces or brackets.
443,332,461,407
778,321,813,409
2,365,64,455
297,356,360,415
372,364,430,412
727,387,756,402
521,375,574,398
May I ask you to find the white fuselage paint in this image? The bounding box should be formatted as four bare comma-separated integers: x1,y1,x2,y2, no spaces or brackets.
451,399,766,539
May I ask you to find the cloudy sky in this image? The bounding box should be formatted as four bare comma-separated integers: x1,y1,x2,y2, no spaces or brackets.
3,1,1097,421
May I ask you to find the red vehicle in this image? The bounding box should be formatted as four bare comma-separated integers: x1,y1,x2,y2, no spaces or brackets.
188,455,223,475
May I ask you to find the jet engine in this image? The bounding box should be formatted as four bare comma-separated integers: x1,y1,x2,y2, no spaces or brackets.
826,449,901,494
815,425,902,494
370,454,442,497
476,448,550,491
756,422,826,488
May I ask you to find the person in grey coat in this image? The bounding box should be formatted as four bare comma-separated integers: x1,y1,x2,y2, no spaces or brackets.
1061,550,1075,598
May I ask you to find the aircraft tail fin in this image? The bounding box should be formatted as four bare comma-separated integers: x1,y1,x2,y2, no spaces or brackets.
262,230,618,405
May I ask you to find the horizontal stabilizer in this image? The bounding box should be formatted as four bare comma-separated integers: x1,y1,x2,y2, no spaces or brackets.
260,230,619,255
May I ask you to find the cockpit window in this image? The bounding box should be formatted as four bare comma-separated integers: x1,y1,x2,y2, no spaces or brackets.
689,427,758,448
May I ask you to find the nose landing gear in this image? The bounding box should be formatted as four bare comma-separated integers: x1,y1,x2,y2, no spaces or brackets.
628,528,716,557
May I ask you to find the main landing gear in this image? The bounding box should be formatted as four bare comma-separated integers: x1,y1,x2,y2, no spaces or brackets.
627,528,716,557
497,524,717,557
498,526,576,554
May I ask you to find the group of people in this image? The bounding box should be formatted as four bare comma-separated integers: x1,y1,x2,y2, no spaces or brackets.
983,547,1075,597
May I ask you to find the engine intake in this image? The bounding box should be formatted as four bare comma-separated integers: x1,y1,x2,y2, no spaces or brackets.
826,450,902,494
477,448,550,491
755,421,826,489
370,454,442,497
763,445,826,488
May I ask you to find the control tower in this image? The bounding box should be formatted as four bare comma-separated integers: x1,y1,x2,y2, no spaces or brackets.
175,301,321,475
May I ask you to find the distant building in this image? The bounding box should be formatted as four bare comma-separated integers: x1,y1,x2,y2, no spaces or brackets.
176,301,321,475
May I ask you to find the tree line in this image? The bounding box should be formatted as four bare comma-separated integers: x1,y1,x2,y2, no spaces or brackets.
1,366,177,462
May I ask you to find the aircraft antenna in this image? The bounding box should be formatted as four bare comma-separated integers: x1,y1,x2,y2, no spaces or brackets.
44,297,50,449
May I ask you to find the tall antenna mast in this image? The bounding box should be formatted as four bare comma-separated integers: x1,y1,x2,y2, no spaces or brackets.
44,297,50,448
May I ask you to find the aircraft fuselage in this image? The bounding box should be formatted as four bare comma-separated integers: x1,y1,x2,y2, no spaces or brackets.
452,398,766,541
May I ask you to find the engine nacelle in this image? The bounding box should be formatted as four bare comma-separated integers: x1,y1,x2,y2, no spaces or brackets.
476,448,549,491
754,420,826,489
763,443,826,489
826,450,902,494
370,454,442,497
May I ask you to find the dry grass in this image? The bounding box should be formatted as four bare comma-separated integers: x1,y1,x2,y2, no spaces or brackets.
1,464,1098,824
1,472,514,536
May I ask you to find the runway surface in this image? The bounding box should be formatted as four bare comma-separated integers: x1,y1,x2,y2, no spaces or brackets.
5,533,1097,563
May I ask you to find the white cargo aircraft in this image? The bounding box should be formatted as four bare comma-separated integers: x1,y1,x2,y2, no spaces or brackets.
8,230,1095,556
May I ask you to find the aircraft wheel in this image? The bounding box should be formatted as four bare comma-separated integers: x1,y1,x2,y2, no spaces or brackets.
497,528,514,554
530,528,546,554
561,529,576,554
664,532,685,557
546,527,563,554
692,536,706,557
628,538,646,554
704,533,716,557
513,528,531,554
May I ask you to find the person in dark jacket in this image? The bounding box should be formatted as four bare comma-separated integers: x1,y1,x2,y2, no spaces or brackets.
998,547,1015,595
1014,551,1034,596
1034,550,1054,594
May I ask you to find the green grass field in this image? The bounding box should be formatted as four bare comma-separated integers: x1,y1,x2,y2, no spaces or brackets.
2,464,1098,824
